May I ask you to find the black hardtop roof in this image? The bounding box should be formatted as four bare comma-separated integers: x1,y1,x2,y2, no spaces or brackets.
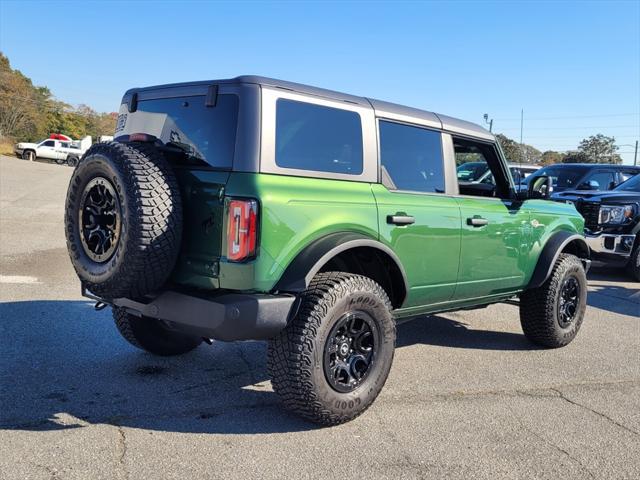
123,75,492,139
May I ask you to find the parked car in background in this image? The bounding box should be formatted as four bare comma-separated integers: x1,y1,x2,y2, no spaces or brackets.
518,163,640,194
14,136,92,165
457,161,539,184
552,173,640,280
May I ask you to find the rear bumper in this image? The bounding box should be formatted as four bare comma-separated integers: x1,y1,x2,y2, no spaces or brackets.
83,288,297,342
585,233,635,258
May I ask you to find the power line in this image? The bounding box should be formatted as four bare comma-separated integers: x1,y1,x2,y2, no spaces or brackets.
494,113,639,121
498,125,639,131
511,134,640,139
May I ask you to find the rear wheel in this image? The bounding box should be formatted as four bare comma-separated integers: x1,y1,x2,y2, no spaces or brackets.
519,254,587,348
113,307,201,356
66,155,79,167
268,272,396,425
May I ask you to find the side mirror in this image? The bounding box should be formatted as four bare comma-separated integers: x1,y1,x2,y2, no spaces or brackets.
528,175,552,199
578,180,599,190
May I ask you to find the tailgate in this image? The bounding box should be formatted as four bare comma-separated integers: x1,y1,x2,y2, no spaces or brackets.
171,169,230,289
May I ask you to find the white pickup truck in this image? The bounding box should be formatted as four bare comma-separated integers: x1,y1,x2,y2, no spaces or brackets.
15,136,92,165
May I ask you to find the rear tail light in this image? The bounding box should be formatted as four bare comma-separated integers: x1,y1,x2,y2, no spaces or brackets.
226,198,258,262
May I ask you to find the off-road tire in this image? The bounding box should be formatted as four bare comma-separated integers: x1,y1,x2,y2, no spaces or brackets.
519,254,587,348
22,150,35,161
267,272,396,425
113,307,201,356
65,141,182,299
625,242,640,281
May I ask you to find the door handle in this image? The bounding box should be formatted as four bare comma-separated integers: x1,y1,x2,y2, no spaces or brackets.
467,216,489,227
387,214,415,226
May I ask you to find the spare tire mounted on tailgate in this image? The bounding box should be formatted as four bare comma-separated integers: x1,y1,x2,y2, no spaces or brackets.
64,141,182,299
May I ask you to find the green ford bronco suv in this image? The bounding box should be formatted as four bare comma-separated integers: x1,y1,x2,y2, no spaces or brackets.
64,76,590,425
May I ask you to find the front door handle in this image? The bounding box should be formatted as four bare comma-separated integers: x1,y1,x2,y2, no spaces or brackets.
387,214,415,226
467,216,489,227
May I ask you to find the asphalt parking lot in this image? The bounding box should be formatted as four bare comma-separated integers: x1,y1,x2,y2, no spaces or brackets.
0,155,638,480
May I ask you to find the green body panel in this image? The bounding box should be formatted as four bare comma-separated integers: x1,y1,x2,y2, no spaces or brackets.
170,168,584,311
453,197,530,299
220,173,379,292
371,184,461,306
520,199,585,280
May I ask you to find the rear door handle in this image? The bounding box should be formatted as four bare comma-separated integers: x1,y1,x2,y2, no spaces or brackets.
467,216,489,227
387,214,415,226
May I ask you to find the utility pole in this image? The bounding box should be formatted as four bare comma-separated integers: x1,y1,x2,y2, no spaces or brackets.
635,140,638,166
519,109,524,164
483,113,493,132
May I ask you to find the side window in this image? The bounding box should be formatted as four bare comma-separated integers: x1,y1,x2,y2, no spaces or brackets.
41,140,55,147
454,138,510,198
620,171,637,183
378,121,444,193
585,171,615,190
275,99,363,175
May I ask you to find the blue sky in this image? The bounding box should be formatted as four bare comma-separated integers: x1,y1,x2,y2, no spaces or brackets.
1,0,639,163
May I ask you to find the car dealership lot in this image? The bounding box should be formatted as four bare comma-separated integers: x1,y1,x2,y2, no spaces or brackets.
0,155,638,480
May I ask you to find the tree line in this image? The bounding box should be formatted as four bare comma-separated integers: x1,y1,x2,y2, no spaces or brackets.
0,52,116,143
496,133,623,166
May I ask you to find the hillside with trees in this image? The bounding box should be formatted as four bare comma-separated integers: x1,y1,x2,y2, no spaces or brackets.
496,132,624,166
0,52,115,149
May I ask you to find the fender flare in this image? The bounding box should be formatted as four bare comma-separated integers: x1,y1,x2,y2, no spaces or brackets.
527,231,590,289
273,232,409,305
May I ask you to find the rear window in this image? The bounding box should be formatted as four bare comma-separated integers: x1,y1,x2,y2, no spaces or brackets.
275,99,363,175
379,121,445,193
134,94,238,169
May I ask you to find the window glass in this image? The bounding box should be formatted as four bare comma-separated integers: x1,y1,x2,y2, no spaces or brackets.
620,171,637,182
275,99,363,175
379,121,444,193
585,171,615,190
42,140,55,147
615,174,640,192
526,165,589,190
135,94,238,168
454,138,510,197
457,162,489,182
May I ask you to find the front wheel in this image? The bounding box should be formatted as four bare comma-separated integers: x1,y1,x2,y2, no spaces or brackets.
268,272,396,426
113,307,202,356
519,254,587,348
22,150,35,161
625,242,640,281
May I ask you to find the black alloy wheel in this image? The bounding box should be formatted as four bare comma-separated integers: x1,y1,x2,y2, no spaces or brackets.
78,176,121,263
323,311,378,393
557,276,580,328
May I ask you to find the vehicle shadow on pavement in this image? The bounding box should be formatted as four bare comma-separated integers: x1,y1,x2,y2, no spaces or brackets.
587,269,640,317
396,315,538,351
0,300,314,435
